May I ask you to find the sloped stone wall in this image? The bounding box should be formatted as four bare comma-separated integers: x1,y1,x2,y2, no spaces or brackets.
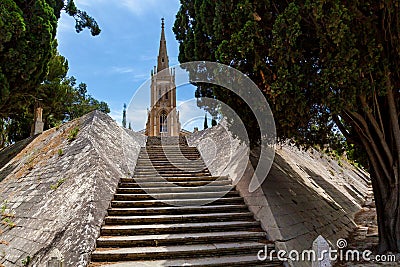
187,124,370,267
0,111,145,267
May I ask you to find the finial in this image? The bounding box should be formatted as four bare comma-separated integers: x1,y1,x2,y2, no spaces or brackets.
161,18,165,29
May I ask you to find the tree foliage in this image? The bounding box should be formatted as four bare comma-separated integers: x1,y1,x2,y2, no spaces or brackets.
174,0,400,253
122,103,127,128
0,0,105,147
0,0,100,118
204,114,208,129
211,117,217,127
0,52,109,147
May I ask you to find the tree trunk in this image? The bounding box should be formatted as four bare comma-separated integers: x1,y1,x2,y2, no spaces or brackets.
369,166,400,253
348,88,400,253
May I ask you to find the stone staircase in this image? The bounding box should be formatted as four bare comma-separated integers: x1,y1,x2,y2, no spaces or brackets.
90,137,282,266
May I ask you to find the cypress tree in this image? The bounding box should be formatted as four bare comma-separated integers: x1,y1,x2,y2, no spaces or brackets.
122,104,126,128
204,113,208,129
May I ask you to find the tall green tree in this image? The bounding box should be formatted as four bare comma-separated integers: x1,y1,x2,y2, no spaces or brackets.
211,117,217,127
0,0,101,146
174,0,400,253
0,51,110,147
39,52,110,125
122,104,127,128
0,0,100,121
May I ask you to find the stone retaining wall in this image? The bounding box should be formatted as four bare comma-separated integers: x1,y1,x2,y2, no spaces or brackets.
187,124,370,267
0,111,145,267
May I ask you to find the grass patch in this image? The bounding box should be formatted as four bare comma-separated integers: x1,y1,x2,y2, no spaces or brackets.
0,201,16,229
2,218,15,228
57,148,63,156
50,178,66,190
21,256,31,266
67,126,80,142
25,156,35,171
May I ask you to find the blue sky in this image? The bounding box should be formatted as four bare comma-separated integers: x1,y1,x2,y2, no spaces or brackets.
57,0,212,131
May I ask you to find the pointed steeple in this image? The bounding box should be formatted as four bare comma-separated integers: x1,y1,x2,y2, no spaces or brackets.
157,18,169,72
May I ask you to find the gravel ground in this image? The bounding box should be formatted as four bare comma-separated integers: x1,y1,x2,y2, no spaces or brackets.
335,193,400,267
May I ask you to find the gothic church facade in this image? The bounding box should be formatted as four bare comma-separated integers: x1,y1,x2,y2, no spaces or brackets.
145,19,180,136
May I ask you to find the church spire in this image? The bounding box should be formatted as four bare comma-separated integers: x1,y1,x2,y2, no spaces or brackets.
157,18,169,72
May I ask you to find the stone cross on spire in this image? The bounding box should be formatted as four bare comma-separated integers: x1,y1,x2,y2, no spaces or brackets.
157,18,169,72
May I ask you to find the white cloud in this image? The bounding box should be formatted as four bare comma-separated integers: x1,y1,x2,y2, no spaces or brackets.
76,0,179,16
132,73,149,82
111,66,136,74
110,109,123,125
75,0,104,7
177,99,213,131
126,109,148,131
140,54,156,62
119,0,176,16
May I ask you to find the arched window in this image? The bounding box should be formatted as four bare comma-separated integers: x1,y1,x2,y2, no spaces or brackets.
159,111,167,133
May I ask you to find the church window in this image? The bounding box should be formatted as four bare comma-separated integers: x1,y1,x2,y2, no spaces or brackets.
160,111,167,133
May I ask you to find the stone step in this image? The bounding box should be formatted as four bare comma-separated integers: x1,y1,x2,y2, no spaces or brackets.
126,176,226,183
140,150,200,154
134,169,210,174
139,153,200,157
133,173,211,177
145,146,191,149
104,212,254,225
97,231,267,247
138,158,202,162
116,185,233,194
136,165,207,170
141,149,198,153
137,160,202,165
91,241,268,261
141,151,199,155
137,157,203,161
139,158,201,162
121,177,225,183
113,191,239,201
107,204,248,216
135,162,206,167
132,172,214,181
100,221,262,236
135,166,207,171
135,162,207,170
122,176,224,183
139,152,199,155
90,255,283,267
111,197,245,208
132,172,211,181
140,147,196,151
137,158,204,162
118,180,232,188
132,174,212,179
